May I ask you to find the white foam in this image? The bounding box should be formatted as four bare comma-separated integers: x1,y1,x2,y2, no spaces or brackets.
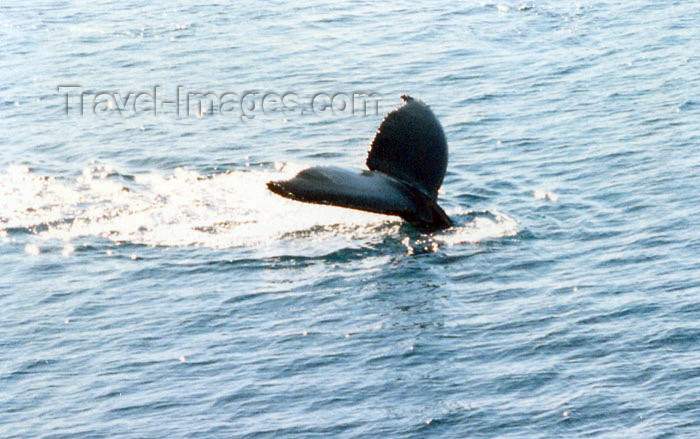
0,165,392,249
438,210,519,246
400,210,519,253
24,243,40,256
61,243,75,257
0,165,518,251
533,189,559,202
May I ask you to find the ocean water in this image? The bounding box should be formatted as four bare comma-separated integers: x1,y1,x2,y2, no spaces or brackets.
2,1,699,437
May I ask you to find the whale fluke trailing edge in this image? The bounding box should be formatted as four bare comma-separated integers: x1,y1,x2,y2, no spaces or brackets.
267,95,453,230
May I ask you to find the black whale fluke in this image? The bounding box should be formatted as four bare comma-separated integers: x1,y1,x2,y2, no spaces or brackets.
267,95,452,230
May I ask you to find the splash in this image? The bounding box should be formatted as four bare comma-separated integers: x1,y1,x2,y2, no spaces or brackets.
401,210,519,254
0,164,395,249
0,164,518,251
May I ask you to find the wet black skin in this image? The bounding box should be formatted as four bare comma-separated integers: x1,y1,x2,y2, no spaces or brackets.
267,95,453,231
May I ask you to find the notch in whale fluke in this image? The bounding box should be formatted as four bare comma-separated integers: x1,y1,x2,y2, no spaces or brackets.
267,95,452,230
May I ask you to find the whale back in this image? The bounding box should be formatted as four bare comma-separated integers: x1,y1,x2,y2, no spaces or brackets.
366,95,448,200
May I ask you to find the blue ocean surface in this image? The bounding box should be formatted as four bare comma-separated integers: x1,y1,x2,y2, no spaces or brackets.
1,1,699,438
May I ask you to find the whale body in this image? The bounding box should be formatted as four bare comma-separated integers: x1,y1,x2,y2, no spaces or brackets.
267,95,452,230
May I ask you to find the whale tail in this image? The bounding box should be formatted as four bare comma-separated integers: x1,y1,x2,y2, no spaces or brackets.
367,95,448,201
267,95,452,230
